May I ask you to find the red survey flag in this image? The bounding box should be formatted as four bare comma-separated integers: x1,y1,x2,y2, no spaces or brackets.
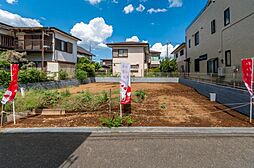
242,58,253,96
1,64,19,105
120,63,131,104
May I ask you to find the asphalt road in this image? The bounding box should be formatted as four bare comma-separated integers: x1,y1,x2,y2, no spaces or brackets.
0,133,254,168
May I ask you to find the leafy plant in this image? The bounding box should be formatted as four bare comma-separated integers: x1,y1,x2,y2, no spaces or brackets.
135,90,146,100
159,58,177,73
58,69,68,80
100,115,134,128
19,69,48,84
75,69,88,82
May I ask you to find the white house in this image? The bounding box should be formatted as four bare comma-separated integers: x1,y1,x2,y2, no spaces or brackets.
171,43,186,72
107,42,150,77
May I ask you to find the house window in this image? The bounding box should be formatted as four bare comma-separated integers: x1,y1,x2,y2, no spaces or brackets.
224,8,230,26
175,53,178,59
189,39,191,48
211,19,216,34
207,58,218,74
180,49,184,56
151,56,160,61
131,64,139,69
118,49,128,57
225,50,231,67
61,41,66,51
66,42,73,54
194,32,199,46
55,38,61,50
112,49,118,58
194,59,200,72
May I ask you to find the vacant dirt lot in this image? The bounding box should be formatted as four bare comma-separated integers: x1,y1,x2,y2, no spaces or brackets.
4,83,253,127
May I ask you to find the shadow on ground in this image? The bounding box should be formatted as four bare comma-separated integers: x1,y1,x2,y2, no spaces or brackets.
0,133,91,168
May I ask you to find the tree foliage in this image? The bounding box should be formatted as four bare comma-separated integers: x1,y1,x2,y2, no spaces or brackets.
159,58,177,72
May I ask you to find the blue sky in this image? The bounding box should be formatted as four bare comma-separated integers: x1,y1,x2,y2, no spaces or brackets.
0,0,207,61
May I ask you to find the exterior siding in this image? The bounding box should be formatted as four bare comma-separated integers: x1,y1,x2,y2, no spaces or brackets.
186,0,254,82
112,46,147,77
54,32,78,64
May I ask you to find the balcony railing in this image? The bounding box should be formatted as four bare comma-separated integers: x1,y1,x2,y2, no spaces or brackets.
15,39,53,52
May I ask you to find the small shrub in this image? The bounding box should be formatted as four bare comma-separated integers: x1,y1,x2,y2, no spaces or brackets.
100,116,123,128
19,69,48,84
60,89,71,97
75,69,88,82
59,69,68,80
41,91,63,107
122,116,134,126
100,115,134,128
135,90,146,100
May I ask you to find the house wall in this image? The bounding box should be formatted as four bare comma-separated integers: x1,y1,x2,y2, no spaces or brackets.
112,46,147,77
186,0,254,82
175,47,186,72
54,32,78,64
150,53,160,68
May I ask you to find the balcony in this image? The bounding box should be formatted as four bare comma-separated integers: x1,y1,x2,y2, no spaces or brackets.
15,39,53,52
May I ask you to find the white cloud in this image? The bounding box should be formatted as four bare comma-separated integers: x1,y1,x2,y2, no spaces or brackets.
6,0,17,4
151,43,179,58
85,0,101,5
136,4,145,12
0,9,42,27
123,4,134,14
169,0,183,8
126,36,140,42
126,35,148,43
112,0,118,4
70,17,113,49
147,8,167,14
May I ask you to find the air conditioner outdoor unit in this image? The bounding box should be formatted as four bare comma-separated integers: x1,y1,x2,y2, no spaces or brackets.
218,67,225,77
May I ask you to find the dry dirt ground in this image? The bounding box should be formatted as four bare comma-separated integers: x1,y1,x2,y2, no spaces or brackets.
4,83,253,128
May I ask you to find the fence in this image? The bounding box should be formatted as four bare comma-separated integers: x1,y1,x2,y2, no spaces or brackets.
180,72,246,90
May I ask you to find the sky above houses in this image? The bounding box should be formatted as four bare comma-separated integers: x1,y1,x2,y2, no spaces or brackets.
0,0,207,61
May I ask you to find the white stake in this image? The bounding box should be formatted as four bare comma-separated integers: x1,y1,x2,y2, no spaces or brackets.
250,97,253,123
1,104,4,127
13,100,16,125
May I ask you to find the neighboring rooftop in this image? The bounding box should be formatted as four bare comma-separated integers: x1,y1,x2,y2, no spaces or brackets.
106,41,149,47
0,22,80,41
150,50,161,54
101,58,112,61
77,46,95,56
171,43,186,54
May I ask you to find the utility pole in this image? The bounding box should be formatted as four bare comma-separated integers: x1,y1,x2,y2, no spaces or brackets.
41,30,45,71
166,42,169,58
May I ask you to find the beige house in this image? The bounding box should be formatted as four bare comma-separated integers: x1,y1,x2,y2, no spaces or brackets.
149,50,161,69
186,0,254,83
107,42,150,77
0,22,80,78
171,43,186,72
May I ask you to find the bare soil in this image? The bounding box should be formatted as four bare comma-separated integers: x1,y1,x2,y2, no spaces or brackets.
4,83,253,128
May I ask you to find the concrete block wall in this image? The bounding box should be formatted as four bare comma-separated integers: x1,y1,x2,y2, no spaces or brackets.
179,78,252,117
95,77,179,83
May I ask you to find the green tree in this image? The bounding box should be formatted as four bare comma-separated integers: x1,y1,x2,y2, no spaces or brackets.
94,62,102,72
76,57,95,77
159,58,177,72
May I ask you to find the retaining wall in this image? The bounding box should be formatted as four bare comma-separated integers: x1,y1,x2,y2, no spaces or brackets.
179,78,252,117
95,77,179,83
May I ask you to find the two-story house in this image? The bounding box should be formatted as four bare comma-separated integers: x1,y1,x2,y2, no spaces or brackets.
101,58,112,73
149,50,161,69
186,0,254,83
107,42,150,77
77,46,95,61
171,43,186,72
0,22,80,78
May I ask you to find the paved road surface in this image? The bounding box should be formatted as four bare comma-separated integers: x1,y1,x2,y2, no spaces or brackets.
0,133,254,168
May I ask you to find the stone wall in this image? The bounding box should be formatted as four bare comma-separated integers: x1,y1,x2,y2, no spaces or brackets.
179,78,251,117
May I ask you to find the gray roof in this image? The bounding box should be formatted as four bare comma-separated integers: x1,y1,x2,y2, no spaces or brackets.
77,46,95,56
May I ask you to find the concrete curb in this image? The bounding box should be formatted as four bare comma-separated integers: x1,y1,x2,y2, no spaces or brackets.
1,127,254,134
